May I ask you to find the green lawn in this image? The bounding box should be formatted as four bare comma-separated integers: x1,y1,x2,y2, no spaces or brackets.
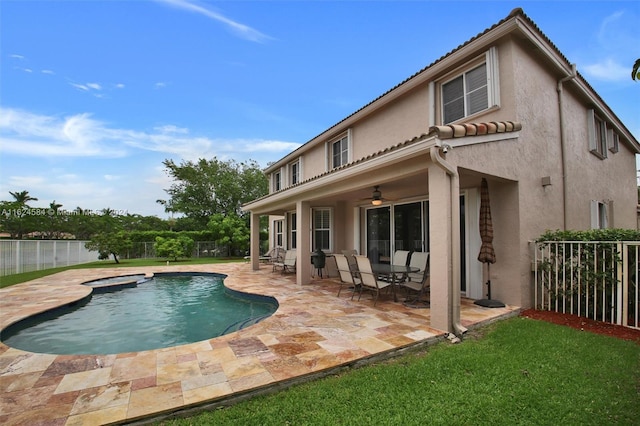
0,257,243,288
158,318,640,425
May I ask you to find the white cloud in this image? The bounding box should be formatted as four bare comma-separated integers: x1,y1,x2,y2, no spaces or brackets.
86,83,102,90
41,69,55,75
243,140,302,153
0,107,298,163
0,108,127,157
156,0,271,43
154,124,189,134
155,82,168,89
10,54,26,60
582,58,630,82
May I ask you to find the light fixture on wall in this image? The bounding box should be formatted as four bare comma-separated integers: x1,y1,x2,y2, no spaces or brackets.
371,186,383,206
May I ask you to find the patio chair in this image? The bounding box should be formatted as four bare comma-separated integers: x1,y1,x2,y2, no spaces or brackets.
381,250,411,283
273,249,296,274
335,254,361,297
260,246,282,264
341,249,360,278
402,252,430,307
407,251,429,283
354,255,392,306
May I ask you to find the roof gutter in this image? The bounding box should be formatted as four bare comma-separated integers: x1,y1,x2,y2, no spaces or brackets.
430,144,467,338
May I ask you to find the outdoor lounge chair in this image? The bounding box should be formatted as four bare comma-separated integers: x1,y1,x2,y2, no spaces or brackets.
273,249,296,274
334,254,361,297
402,252,430,307
354,255,392,306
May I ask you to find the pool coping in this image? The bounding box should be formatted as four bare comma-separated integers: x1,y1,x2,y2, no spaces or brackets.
0,263,519,425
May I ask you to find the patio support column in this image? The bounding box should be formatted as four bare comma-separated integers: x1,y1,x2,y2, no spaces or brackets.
428,166,453,332
249,212,261,270
428,148,464,336
296,200,311,285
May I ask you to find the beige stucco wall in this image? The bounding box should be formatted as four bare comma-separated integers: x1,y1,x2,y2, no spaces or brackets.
257,32,638,311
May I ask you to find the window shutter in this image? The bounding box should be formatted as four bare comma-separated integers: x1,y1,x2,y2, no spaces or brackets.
590,200,599,229
587,109,597,152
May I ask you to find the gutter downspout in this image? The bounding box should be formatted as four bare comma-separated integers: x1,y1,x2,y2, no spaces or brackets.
430,144,468,338
556,64,577,230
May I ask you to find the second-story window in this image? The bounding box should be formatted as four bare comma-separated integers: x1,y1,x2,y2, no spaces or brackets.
442,63,488,123
290,160,300,185
273,171,282,191
332,136,349,169
587,109,615,159
440,47,499,124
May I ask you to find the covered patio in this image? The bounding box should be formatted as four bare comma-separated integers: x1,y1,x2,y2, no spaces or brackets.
245,128,522,335
0,262,517,424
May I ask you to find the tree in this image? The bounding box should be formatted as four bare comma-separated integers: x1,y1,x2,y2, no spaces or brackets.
40,200,64,239
85,231,132,263
208,213,250,256
158,158,268,229
9,190,38,205
1,190,39,238
154,235,194,261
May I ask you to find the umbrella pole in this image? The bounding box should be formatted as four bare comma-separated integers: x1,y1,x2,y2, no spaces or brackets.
474,262,505,308
486,263,491,300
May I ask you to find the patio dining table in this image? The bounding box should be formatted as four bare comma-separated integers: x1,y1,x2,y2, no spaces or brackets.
371,263,419,302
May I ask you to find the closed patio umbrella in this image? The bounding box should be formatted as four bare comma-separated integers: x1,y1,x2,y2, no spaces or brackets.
475,178,505,308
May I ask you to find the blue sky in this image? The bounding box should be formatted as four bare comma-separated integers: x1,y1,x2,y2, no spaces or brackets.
1,1,638,218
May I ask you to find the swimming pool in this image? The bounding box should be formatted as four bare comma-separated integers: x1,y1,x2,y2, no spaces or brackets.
1,272,278,355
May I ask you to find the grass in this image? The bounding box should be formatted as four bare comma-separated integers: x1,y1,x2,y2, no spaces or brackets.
0,257,244,288
158,318,640,426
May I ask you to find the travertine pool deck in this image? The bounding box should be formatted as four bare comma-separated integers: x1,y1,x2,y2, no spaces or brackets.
0,263,518,425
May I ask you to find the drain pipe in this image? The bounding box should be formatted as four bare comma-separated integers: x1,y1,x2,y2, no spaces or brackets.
430,144,468,338
557,64,577,230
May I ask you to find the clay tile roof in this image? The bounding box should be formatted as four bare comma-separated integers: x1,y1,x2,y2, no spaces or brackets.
428,121,522,139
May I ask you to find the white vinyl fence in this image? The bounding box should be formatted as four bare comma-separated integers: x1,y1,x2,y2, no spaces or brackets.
0,240,97,276
533,241,639,330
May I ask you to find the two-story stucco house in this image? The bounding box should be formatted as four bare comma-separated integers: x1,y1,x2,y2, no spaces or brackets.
242,8,640,335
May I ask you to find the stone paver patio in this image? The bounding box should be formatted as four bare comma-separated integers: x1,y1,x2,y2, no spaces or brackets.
0,262,518,425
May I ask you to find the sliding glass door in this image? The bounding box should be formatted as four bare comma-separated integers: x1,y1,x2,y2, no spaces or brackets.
366,206,390,263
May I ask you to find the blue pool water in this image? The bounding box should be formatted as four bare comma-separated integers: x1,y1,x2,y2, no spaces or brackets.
1,272,278,355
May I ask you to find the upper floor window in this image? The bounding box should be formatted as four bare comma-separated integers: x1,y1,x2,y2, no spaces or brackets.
587,109,620,159
440,47,499,124
273,170,282,191
290,160,300,185
443,63,488,123
332,135,349,169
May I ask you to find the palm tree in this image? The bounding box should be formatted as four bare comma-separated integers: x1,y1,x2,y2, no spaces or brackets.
9,190,38,205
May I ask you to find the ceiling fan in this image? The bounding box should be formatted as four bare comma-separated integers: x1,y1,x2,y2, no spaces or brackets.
362,185,390,206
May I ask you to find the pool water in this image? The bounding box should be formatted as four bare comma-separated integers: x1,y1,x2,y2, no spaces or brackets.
1,273,278,355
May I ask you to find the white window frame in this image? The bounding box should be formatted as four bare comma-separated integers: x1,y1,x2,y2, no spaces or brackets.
272,170,282,192
590,200,612,229
325,130,352,171
274,219,284,247
289,158,301,186
587,109,608,159
312,208,332,252
440,47,499,124
288,212,297,249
